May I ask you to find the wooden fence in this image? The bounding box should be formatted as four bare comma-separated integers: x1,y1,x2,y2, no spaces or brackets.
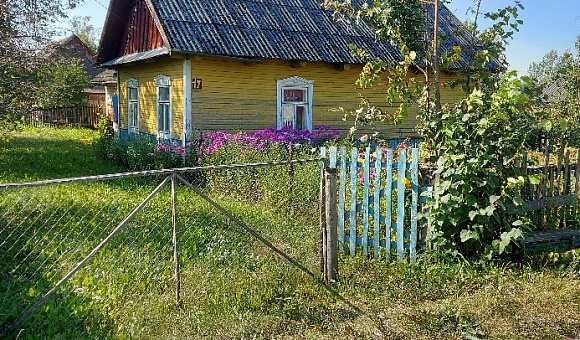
320,144,580,266
520,147,580,228
27,105,103,128
322,146,424,263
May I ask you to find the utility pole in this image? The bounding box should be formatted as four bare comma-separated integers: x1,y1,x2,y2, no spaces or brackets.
433,0,441,114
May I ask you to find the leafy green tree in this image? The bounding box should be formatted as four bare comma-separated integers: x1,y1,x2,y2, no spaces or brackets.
527,50,560,85
69,16,101,53
0,0,79,139
528,35,580,147
35,57,91,108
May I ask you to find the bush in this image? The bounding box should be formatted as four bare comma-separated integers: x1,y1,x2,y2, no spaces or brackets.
93,114,115,160
93,126,339,213
421,74,539,259
199,126,339,214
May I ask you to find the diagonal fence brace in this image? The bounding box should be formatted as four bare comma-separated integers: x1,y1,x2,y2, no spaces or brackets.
3,176,172,338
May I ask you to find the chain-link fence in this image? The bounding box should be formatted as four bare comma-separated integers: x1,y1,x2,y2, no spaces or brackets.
1,159,323,338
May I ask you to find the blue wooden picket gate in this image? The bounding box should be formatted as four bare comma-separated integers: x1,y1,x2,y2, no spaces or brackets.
322,146,423,262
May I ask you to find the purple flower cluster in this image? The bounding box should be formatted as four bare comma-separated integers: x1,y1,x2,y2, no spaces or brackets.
200,126,339,155
149,142,189,157
249,126,340,146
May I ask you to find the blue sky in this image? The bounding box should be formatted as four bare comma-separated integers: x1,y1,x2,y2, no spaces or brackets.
59,0,580,75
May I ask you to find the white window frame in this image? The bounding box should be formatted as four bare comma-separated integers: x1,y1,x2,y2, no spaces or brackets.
127,78,139,135
276,76,314,130
155,75,172,140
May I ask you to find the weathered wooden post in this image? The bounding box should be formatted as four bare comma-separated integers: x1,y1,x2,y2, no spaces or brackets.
324,160,338,282
319,148,327,277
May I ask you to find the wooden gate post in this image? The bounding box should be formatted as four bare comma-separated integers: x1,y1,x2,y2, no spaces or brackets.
319,149,327,278
324,163,338,282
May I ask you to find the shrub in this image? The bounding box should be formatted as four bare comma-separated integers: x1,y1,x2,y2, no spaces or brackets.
421,74,539,259
94,126,339,214
199,126,339,214
93,114,115,160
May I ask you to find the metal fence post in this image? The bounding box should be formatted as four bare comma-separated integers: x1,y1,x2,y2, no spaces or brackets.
171,174,181,303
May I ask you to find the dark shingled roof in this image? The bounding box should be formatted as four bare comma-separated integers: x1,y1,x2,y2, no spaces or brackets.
98,0,498,69
150,0,401,64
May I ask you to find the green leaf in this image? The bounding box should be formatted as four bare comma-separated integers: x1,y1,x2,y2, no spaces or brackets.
460,229,479,242
484,205,495,216
468,210,478,221
528,174,541,185
498,228,523,254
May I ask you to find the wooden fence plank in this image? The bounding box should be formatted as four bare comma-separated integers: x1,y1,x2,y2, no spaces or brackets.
397,148,407,261
362,147,371,257
564,150,570,195
410,148,419,262
320,147,327,275
385,149,394,262
542,143,549,198
556,147,563,197
349,147,358,255
338,147,347,252
373,148,383,259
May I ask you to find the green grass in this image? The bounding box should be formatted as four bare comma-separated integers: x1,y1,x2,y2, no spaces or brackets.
0,126,125,182
1,127,579,339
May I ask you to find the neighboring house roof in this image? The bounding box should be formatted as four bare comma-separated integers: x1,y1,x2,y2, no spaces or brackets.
92,69,118,85
55,34,102,78
97,0,496,70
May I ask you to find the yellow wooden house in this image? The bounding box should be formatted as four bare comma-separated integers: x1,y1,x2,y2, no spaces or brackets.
96,0,487,142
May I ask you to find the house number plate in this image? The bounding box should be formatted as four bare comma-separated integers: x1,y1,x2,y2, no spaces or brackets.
193,79,202,89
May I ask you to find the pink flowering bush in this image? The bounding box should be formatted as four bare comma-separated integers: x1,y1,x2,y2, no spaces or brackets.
145,141,202,169
198,126,339,212
198,126,339,166
97,136,202,171
96,126,338,172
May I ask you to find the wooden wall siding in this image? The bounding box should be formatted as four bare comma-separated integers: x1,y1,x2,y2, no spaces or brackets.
120,0,165,57
118,58,184,139
189,56,466,137
115,55,467,139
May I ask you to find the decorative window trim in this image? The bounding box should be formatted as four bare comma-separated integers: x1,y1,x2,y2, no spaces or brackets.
276,76,314,130
154,75,171,87
155,75,172,140
127,78,139,88
126,78,139,135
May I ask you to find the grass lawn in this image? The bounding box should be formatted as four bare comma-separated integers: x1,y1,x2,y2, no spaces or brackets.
0,126,579,339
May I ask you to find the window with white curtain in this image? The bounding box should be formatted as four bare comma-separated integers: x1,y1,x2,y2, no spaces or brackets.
276,76,313,130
